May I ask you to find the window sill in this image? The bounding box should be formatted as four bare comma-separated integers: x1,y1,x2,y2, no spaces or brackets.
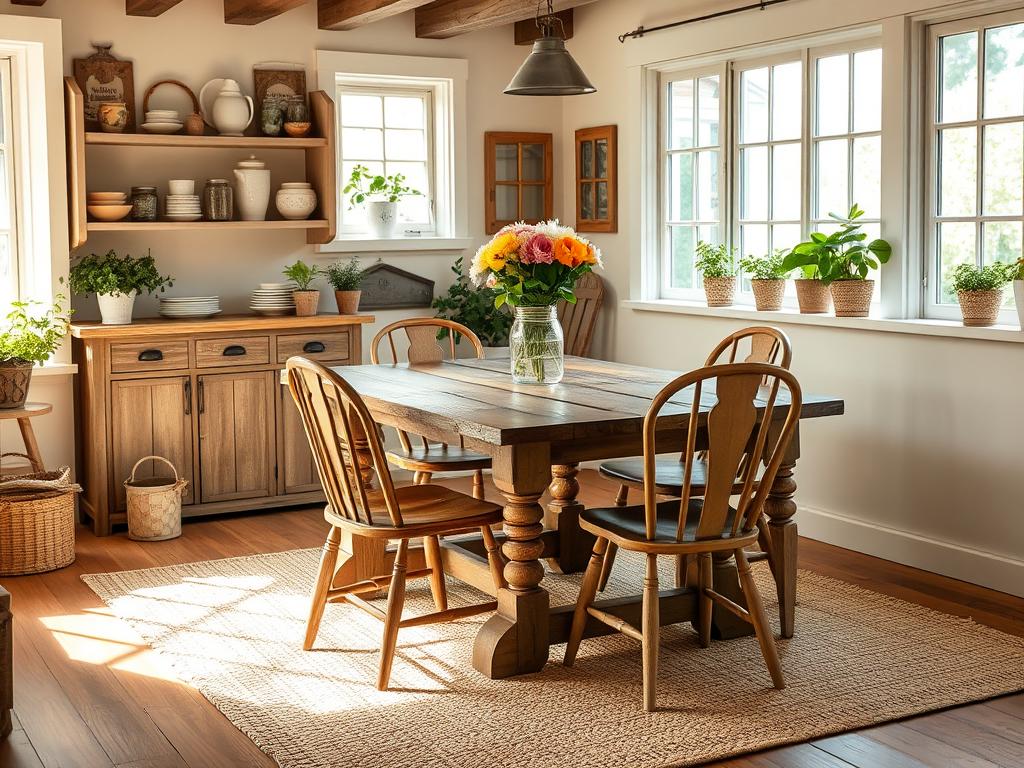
33,362,78,377
622,300,1024,344
317,237,474,254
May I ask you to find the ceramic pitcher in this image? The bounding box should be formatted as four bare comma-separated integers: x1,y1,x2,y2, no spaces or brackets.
233,155,270,221
201,79,253,136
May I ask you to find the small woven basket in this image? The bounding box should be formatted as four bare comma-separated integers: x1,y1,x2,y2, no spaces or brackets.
125,456,187,542
957,289,1003,327
0,453,80,576
751,279,786,311
703,276,737,307
795,279,832,314
831,280,875,318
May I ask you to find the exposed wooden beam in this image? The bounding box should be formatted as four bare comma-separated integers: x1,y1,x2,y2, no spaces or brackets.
514,8,572,45
415,0,595,39
319,0,435,30
125,0,185,16
10,0,48,6
224,0,308,25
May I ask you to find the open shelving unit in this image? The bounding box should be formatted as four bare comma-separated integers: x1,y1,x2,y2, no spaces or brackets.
64,77,337,250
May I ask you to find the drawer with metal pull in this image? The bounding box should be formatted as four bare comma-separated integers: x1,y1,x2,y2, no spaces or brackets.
276,331,352,364
109,340,189,373
195,336,271,368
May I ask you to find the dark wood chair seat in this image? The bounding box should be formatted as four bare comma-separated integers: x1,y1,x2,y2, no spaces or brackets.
581,500,748,554
385,445,491,474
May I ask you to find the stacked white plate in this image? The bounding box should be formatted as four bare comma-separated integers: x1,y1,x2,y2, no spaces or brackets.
159,296,221,319
166,194,202,222
250,283,295,316
142,109,183,135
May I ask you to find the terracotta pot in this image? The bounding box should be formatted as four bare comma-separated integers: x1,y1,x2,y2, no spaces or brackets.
957,289,1003,327
794,279,831,314
750,279,785,311
702,276,736,307
0,361,32,409
293,290,320,318
830,280,875,318
335,290,361,315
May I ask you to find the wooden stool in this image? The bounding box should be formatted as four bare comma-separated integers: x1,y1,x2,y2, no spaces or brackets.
0,402,51,472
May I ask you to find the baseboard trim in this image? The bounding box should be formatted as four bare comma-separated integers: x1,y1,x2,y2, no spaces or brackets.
798,505,1024,598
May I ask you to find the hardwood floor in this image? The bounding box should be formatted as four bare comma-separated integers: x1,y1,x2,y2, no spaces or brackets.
1,469,1022,768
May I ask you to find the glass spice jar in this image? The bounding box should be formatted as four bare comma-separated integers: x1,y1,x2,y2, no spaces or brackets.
261,96,285,136
203,179,233,222
285,95,308,124
130,186,158,221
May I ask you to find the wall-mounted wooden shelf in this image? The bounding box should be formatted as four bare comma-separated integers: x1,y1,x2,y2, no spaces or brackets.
87,219,329,232
84,132,328,150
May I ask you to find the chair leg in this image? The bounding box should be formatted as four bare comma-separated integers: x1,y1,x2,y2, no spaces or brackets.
377,539,409,691
736,548,785,690
419,471,432,484
472,469,484,500
757,513,777,577
698,553,712,648
597,485,629,592
480,524,507,591
642,553,660,712
564,537,609,667
304,526,341,651
423,535,447,612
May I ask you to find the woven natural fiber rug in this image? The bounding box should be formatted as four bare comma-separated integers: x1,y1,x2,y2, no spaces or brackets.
83,548,1024,768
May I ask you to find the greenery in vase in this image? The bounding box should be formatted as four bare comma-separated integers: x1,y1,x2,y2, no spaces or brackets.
694,241,737,278
283,259,321,291
782,204,892,283
0,295,71,365
948,262,1013,292
739,249,791,280
343,164,422,207
326,259,365,291
432,257,512,347
1009,258,1024,282
69,249,173,297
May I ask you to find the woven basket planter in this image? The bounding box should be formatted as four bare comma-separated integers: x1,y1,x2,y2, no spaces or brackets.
794,279,831,314
831,280,875,318
957,289,1003,327
293,290,320,317
125,456,187,542
703,276,737,307
751,279,786,311
0,362,32,409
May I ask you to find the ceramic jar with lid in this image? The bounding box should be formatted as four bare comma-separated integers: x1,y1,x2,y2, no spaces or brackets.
130,186,158,221
283,95,311,137
233,155,271,221
275,182,317,221
97,102,129,133
203,179,233,221
260,96,285,136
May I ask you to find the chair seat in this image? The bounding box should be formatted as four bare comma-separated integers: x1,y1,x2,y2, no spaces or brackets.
325,484,503,539
386,445,492,473
598,456,763,496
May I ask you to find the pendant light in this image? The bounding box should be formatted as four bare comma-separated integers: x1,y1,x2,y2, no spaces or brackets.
504,1,596,96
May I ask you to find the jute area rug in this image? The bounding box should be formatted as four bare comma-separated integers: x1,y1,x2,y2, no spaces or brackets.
83,548,1024,768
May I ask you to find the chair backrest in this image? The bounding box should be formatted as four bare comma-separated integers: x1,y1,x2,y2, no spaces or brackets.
642,363,802,543
705,325,792,368
557,271,605,357
286,357,403,528
370,317,484,365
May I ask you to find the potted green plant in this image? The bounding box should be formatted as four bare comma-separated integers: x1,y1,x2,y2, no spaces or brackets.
69,250,173,325
694,241,737,307
783,205,892,317
948,262,1013,327
432,256,513,347
1011,258,1024,329
0,296,71,409
739,249,790,311
326,259,365,315
283,259,322,317
343,164,422,239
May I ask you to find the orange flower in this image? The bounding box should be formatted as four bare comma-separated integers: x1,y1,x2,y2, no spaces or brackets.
554,236,589,267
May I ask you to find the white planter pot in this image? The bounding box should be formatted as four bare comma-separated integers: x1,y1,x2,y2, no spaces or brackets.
366,200,398,238
1015,280,1024,330
97,292,137,325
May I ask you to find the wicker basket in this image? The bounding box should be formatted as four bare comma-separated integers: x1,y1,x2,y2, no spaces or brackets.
794,279,832,314
125,456,187,541
0,453,80,576
703,276,737,307
957,289,1003,327
751,279,786,311
831,280,875,318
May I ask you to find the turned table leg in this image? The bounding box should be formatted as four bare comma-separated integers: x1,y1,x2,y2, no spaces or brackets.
765,427,800,638
544,463,595,575
16,417,44,473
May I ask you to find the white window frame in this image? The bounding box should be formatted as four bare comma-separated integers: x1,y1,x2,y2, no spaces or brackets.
0,57,20,306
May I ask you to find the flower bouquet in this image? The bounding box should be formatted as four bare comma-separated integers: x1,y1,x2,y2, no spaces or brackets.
471,220,602,384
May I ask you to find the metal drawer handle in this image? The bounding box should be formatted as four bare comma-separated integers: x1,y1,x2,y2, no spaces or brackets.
303,341,326,354
223,345,247,357
184,379,192,415
138,349,164,362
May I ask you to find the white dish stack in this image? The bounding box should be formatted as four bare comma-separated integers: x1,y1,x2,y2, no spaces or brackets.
166,179,201,222
142,109,183,134
250,283,296,316
159,296,222,319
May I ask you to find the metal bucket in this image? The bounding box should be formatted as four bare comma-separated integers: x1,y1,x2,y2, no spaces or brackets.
124,455,187,541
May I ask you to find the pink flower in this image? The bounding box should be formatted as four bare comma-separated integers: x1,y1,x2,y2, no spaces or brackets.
523,233,555,264
485,274,497,288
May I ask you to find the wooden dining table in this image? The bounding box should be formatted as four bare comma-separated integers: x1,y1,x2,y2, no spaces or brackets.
307,356,844,680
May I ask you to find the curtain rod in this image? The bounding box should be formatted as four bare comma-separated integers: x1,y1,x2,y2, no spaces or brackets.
618,0,795,43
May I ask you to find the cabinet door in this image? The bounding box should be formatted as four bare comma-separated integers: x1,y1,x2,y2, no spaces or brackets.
110,377,194,510
198,371,275,504
279,383,321,494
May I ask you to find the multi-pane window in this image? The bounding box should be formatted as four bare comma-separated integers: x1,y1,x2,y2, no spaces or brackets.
0,58,18,309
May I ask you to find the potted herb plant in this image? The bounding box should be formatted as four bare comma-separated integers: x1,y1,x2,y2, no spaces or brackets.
432,256,513,347
283,259,322,317
69,249,173,325
343,164,422,239
739,249,790,311
694,241,737,307
326,259,365,315
949,262,1012,327
0,296,71,409
1011,258,1024,329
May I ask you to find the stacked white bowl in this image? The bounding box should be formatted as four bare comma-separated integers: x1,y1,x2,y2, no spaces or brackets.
143,109,183,134
250,283,296,316
166,179,201,221
159,296,221,319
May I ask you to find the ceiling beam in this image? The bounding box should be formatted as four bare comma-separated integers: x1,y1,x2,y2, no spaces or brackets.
415,0,594,39
514,8,572,45
125,0,185,16
10,0,48,6
224,0,308,25
319,0,435,30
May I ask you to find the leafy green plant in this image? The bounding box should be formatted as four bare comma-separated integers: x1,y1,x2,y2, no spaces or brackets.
948,262,1013,292
694,241,737,278
1009,258,1024,281
69,250,173,297
782,205,892,283
739,249,791,280
0,295,71,365
283,260,321,291
326,259,365,291
432,257,512,347
343,164,422,207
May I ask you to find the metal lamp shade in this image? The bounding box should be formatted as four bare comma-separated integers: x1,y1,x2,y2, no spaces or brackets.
504,37,596,96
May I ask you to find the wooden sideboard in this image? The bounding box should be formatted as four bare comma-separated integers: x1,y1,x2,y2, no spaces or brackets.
71,314,374,536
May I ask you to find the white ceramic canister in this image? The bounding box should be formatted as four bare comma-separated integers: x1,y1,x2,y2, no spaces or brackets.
233,155,271,221
275,182,317,221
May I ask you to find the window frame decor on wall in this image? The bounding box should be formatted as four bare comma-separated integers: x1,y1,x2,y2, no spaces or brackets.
484,131,553,234
575,124,617,233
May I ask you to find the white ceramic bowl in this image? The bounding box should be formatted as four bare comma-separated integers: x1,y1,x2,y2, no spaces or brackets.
168,180,195,196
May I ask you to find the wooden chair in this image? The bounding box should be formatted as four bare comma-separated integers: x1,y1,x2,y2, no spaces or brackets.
371,318,492,500
287,357,506,690
557,271,605,357
564,362,802,711
596,326,792,590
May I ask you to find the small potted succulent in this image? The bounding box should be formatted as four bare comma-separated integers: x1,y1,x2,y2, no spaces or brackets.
283,259,322,317
694,241,737,307
69,249,173,325
326,258,365,315
948,262,1013,327
0,296,71,409
1011,258,1024,329
739,249,790,311
343,164,422,238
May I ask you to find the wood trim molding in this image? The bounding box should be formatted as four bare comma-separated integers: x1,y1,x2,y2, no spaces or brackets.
224,0,308,25
10,0,47,5
415,0,596,39
125,0,185,15
318,0,435,30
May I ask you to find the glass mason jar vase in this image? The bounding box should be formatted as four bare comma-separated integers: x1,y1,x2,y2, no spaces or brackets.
510,306,564,385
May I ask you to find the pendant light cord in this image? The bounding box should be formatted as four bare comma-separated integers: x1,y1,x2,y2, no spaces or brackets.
535,0,568,39
618,0,793,43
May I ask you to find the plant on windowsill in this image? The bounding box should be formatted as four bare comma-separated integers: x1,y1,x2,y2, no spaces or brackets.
694,241,737,307
948,262,1013,328
343,164,422,240
739,250,791,311
432,256,513,347
0,295,71,409
69,249,173,325
1010,258,1024,330
283,259,322,318
326,258,366,315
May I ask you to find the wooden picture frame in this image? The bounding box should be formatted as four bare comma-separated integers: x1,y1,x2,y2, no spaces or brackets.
575,125,617,233
73,45,136,132
484,131,553,234
253,65,307,133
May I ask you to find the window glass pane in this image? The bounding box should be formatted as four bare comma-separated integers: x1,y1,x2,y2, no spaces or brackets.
595,139,608,178
853,49,882,132
670,153,694,221
596,181,609,219
580,182,593,219
385,161,428,196
938,127,977,216
580,140,593,178
0,234,10,308
940,32,978,123
983,122,1023,215
983,24,1024,119
740,146,768,220
383,95,424,129
342,127,383,160
697,76,720,146
0,148,8,230
815,138,849,217
852,135,881,218
741,224,769,260
495,144,518,181
669,80,694,150
495,185,518,220
669,226,696,289
772,61,802,141
983,221,1022,266
522,185,545,219
816,54,850,137
341,160,383,229
384,128,425,161
741,67,769,144
697,150,719,221
771,223,802,254
522,144,545,181
384,161,429,223
772,143,801,220
938,221,976,302
340,94,383,128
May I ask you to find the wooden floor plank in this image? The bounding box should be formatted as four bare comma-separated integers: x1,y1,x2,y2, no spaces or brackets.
986,694,1024,720
0,727,45,768
813,731,933,768
902,709,1024,767
115,758,189,768
144,704,271,768
858,721,1006,767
